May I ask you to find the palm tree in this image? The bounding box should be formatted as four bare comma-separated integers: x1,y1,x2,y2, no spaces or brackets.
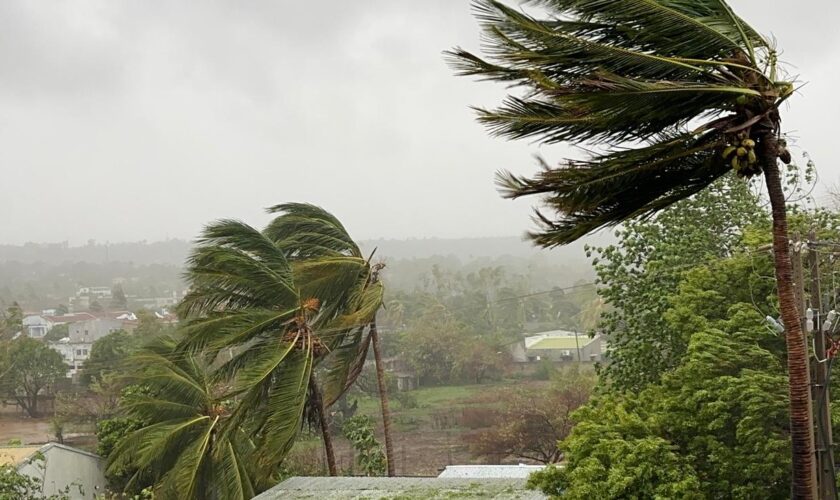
264,203,396,476
106,336,260,499
448,1,812,496
177,209,390,475
177,219,362,475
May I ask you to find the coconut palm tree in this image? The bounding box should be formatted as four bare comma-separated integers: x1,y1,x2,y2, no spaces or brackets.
177,210,389,475
448,0,812,496
106,336,261,499
177,219,363,475
264,203,395,476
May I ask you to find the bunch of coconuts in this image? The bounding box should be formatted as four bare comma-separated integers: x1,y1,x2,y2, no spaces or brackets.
721,132,792,178
722,132,759,177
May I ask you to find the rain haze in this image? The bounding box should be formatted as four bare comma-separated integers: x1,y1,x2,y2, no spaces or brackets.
1,0,839,245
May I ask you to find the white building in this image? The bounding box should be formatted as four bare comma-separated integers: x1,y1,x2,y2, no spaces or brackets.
22,315,52,339
50,338,93,378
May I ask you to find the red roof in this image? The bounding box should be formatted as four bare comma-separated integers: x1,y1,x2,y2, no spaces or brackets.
45,313,97,324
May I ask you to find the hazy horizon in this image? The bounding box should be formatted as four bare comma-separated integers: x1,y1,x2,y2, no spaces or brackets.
2,0,839,245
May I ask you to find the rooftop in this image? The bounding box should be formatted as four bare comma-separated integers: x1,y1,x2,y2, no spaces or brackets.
438,464,546,479
526,335,596,350
0,446,41,466
255,476,546,499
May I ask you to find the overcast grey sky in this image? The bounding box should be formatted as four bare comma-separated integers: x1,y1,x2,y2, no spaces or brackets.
1,1,838,245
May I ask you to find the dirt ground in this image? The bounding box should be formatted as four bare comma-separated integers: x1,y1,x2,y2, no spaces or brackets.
0,414,53,445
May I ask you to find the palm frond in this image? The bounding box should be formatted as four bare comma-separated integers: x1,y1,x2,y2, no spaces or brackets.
476,74,759,144
321,325,371,406
497,133,730,245
178,221,298,318
525,0,766,59
264,203,361,258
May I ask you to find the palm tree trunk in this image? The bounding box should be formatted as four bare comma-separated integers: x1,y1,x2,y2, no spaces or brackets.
370,320,396,476
762,134,817,499
309,377,337,476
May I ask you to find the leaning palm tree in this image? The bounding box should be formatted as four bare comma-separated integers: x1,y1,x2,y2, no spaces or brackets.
448,0,812,496
106,336,261,499
264,203,395,476
177,215,383,475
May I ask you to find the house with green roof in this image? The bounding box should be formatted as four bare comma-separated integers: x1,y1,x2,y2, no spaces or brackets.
509,329,604,364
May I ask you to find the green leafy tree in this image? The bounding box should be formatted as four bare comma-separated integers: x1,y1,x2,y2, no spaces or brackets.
449,1,813,491
132,309,165,339
469,367,594,463
536,326,789,499
80,330,137,385
342,416,387,476
43,324,69,343
106,336,260,499
0,337,66,417
588,176,766,390
110,284,128,310
0,461,74,500
0,302,23,340
399,307,465,386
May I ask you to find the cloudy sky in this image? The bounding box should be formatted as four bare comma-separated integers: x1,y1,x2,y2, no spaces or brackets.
2,0,839,245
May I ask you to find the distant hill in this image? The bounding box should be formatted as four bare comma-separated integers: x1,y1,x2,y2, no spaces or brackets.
0,240,192,266
0,234,613,308
360,233,612,263
0,233,614,266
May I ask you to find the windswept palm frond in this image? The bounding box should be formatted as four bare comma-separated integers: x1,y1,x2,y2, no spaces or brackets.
497,132,728,244
106,336,258,499
448,0,791,245
265,202,362,258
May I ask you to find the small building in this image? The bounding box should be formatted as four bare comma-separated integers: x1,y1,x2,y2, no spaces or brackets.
0,443,107,500
379,357,419,391
68,317,127,343
509,329,604,364
22,315,52,339
49,338,93,378
254,476,547,499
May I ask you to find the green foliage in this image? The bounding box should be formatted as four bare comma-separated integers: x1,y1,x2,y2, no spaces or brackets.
0,302,22,340
541,328,789,499
43,323,69,342
176,204,386,471
0,462,73,500
589,176,767,390
0,337,67,417
342,415,386,476
398,307,507,386
105,336,260,499
132,310,168,339
469,367,594,464
110,284,128,310
81,330,137,385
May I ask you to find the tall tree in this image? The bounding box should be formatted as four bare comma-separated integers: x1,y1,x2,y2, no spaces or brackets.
449,1,812,494
589,175,766,390
263,203,394,476
0,302,23,340
0,337,66,417
177,214,382,475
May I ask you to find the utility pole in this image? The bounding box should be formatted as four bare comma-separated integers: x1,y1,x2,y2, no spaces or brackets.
573,329,581,363
792,233,820,499
808,229,837,500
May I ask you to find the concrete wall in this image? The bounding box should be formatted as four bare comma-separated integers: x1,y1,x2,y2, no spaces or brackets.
69,318,124,342
17,444,107,499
